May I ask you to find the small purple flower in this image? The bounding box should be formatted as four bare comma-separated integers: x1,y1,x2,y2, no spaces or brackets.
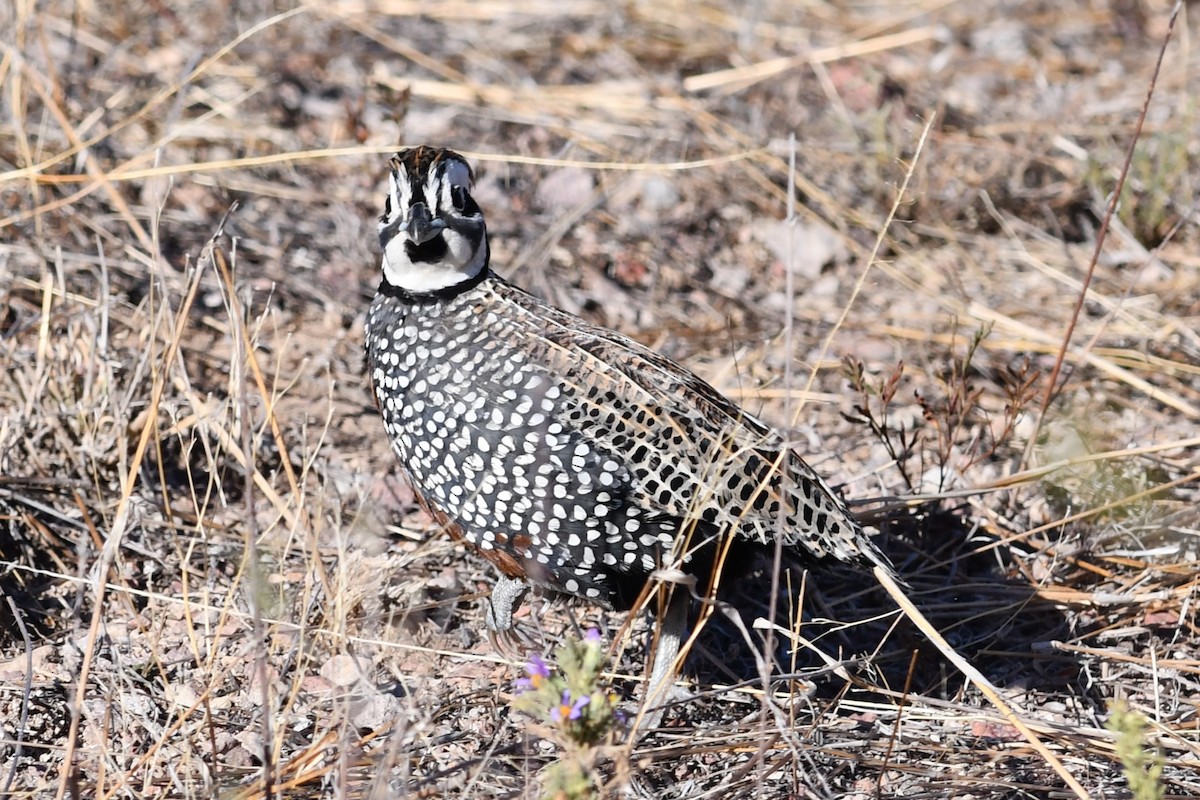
584,628,602,646
514,654,551,691
550,690,590,723
609,693,630,726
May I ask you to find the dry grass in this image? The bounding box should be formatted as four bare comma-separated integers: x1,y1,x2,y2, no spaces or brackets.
2,1,1199,797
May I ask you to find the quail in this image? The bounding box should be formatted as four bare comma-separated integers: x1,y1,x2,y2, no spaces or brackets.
364,146,893,712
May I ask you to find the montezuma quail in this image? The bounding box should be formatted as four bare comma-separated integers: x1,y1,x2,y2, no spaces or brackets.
365,146,892,710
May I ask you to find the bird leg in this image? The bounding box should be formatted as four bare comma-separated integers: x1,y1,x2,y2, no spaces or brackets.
638,585,691,733
485,574,530,656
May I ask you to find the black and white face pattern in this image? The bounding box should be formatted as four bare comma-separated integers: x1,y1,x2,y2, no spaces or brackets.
378,147,489,294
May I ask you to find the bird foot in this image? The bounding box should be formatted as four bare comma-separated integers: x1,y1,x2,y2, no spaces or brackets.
485,575,530,657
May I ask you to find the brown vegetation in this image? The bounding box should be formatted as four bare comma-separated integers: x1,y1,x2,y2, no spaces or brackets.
1,1,1198,797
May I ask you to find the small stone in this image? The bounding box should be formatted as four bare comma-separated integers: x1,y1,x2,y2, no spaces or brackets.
320,653,363,688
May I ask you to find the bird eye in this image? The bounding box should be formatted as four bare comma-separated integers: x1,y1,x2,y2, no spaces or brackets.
448,184,481,216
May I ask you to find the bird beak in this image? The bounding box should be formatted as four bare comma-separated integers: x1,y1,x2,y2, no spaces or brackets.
405,202,446,244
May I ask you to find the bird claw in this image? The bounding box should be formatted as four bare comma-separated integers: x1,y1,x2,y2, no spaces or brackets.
486,625,530,659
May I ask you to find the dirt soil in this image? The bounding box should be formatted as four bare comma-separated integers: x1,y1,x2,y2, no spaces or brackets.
2,1,1198,797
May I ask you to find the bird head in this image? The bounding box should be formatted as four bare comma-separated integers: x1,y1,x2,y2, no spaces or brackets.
378,146,489,295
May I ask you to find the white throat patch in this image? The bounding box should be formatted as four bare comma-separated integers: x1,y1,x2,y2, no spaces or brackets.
381,233,488,294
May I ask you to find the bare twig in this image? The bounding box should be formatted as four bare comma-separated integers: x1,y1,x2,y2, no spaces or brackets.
1025,2,1185,467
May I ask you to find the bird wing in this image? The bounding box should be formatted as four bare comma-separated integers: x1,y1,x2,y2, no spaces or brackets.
494,279,888,571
